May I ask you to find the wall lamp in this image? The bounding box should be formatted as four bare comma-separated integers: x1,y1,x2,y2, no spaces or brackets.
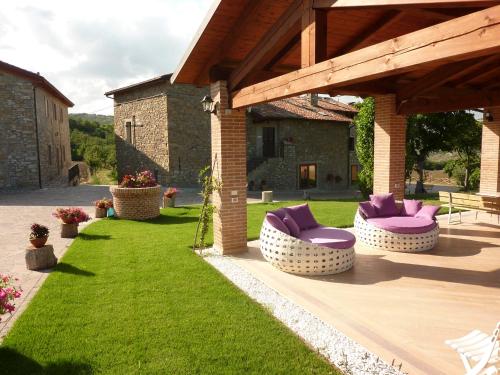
484,109,494,122
201,95,218,114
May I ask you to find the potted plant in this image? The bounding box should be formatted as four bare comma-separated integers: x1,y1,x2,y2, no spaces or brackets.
29,223,49,248
109,170,161,220
94,198,113,218
163,187,178,208
53,208,91,238
0,274,22,322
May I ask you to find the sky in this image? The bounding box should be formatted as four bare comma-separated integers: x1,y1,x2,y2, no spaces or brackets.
1,0,213,115
1,0,358,115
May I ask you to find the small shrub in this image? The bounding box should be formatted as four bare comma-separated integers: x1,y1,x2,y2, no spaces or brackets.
53,208,91,224
119,170,157,188
94,198,113,209
0,275,22,321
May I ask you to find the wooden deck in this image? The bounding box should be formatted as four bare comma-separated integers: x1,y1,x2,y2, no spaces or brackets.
229,213,500,375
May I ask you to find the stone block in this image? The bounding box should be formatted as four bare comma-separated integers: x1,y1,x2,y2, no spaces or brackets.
25,244,58,270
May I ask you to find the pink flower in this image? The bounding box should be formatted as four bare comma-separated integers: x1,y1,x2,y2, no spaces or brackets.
14,291,21,298
0,289,6,300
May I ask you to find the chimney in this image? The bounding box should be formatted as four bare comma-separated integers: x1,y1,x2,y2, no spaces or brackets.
308,93,319,106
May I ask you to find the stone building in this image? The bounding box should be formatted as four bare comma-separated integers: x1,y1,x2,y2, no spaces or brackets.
247,95,358,191
106,76,358,190
105,74,211,186
0,61,74,189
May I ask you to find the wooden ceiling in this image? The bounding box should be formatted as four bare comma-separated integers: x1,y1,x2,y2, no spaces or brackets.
172,0,500,114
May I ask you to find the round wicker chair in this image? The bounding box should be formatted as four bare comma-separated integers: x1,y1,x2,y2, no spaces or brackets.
259,219,355,276
354,211,439,253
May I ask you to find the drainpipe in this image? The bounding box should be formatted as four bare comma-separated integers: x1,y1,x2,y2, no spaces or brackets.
33,86,43,189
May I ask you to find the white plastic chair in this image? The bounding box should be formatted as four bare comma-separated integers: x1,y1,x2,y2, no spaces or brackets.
445,323,499,375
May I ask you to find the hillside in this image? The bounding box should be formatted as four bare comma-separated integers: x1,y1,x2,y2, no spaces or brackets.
69,113,114,126
69,113,116,184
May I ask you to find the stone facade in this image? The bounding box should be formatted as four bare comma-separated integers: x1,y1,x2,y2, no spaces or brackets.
110,75,210,187
247,118,352,191
109,77,357,191
0,64,72,189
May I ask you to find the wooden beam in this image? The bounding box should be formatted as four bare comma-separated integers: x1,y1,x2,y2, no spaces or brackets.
454,56,500,86
313,0,497,9
397,56,498,101
301,0,328,67
332,10,404,57
398,87,500,114
458,65,500,87
231,5,500,108
228,0,303,91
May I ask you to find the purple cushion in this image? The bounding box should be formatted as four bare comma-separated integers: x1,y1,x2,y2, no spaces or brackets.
367,216,437,234
283,212,301,237
359,201,377,218
401,199,423,217
265,213,289,235
369,193,399,217
285,204,319,230
299,226,356,249
415,205,440,220
271,208,287,220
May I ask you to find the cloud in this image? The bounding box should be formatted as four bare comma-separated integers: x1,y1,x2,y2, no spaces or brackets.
0,0,212,114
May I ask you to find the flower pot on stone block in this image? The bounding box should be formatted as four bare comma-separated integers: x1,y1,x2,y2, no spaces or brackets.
163,187,178,208
25,245,57,270
29,223,49,248
94,198,113,218
52,208,91,238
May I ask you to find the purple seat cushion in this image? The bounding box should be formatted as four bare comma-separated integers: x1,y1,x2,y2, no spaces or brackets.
265,213,290,235
370,193,400,217
283,212,301,237
367,216,437,234
299,226,356,249
401,199,423,217
285,204,319,230
359,201,377,218
415,205,440,220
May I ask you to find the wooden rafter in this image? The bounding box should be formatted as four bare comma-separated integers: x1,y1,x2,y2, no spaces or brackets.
397,55,498,101
193,0,262,85
458,65,500,87
227,0,303,91
231,5,500,109
398,86,500,114
313,0,497,9
332,10,404,57
453,56,500,86
301,0,328,67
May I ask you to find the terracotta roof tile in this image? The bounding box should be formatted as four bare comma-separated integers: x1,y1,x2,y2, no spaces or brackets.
250,96,357,123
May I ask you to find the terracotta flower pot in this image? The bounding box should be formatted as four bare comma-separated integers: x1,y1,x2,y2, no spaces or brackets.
30,236,48,248
61,223,79,238
95,207,107,218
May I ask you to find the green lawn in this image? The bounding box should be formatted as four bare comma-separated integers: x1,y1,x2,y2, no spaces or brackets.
0,197,445,374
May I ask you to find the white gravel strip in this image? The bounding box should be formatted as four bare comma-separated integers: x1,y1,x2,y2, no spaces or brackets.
204,251,407,375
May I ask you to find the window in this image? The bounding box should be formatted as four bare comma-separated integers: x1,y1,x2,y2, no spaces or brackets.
53,102,57,121
45,97,49,117
351,165,359,183
48,145,52,165
348,137,355,151
125,121,132,144
59,107,63,122
299,164,317,189
262,127,276,158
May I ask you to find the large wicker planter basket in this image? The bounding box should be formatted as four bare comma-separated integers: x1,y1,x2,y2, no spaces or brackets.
110,185,161,220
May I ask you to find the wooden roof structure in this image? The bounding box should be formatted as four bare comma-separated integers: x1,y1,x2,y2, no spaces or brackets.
172,0,500,114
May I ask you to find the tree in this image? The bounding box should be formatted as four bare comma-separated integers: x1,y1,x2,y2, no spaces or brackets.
354,97,375,198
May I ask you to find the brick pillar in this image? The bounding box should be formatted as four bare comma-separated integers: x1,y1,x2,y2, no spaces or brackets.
210,81,247,255
479,107,500,195
373,94,407,200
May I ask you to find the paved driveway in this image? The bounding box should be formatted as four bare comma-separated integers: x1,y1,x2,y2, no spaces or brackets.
0,185,115,339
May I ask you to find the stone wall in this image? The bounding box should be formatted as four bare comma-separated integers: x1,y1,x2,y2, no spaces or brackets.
0,70,39,188
247,118,350,191
35,87,72,187
113,80,209,187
